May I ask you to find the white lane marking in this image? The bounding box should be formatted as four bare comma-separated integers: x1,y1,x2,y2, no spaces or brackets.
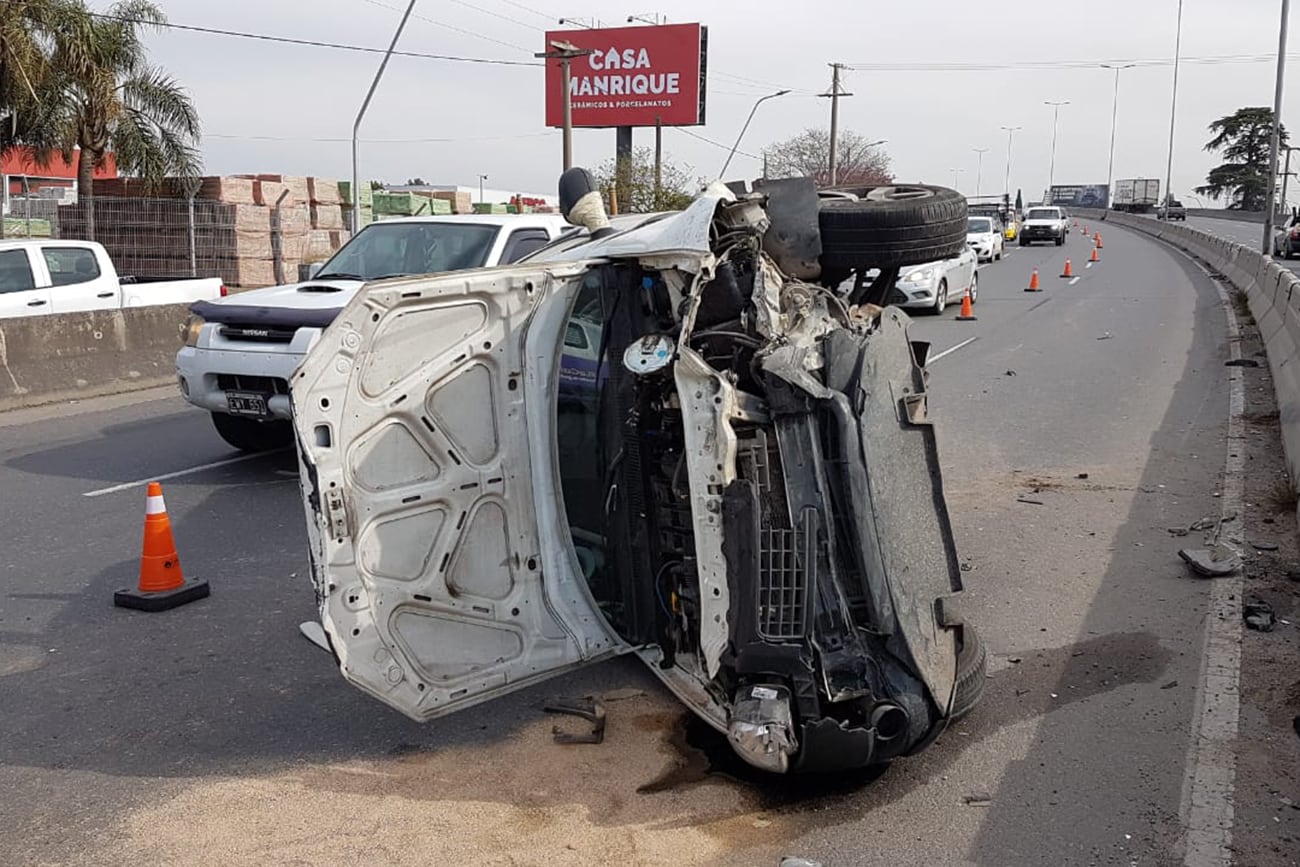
82,450,288,498
1069,276,1080,286
927,336,978,365
1178,255,1245,867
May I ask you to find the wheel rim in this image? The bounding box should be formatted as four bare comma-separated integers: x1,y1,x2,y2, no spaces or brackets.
937,281,948,312
970,275,978,302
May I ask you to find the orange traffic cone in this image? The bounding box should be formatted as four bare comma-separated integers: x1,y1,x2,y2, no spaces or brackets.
1082,224,1089,237
956,289,977,321
114,482,209,611
1061,258,1073,278
1025,268,1042,292
1093,232,1103,248
1090,246,1100,263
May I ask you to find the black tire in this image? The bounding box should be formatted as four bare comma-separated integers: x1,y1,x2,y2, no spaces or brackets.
817,185,967,270
1020,239,1028,247
212,413,293,452
1055,236,1064,246
950,624,987,721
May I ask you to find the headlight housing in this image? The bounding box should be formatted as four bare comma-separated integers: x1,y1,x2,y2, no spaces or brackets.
904,268,934,283
182,314,205,347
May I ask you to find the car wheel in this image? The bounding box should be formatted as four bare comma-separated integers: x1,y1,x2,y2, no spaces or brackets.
949,624,988,722
211,412,293,452
968,272,978,305
932,278,948,315
1055,236,1064,246
817,184,968,270
1019,239,1028,247
995,247,1002,261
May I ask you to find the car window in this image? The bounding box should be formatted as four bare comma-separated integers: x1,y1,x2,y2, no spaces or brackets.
316,221,502,280
0,249,36,294
500,228,553,264
968,218,993,233
1025,208,1059,220
42,246,101,287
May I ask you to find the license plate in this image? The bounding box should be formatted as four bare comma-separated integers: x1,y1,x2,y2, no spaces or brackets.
227,390,270,417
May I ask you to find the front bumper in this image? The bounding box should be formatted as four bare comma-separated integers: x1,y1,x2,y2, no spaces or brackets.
1020,226,1062,241
176,327,320,420
969,241,995,259
890,276,940,308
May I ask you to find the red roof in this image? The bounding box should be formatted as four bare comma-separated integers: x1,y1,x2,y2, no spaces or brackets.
1,147,118,180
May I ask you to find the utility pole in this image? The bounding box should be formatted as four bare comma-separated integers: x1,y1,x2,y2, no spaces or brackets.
820,63,853,186
973,147,989,199
1044,100,1070,194
1281,146,1297,217
478,174,487,205
536,40,594,171
1102,63,1136,208
1264,0,1291,253
352,0,417,233
1001,125,1022,201
1165,0,1184,224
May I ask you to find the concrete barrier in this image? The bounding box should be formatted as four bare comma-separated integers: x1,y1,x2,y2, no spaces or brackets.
1080,207,1300,487
0,304,187,412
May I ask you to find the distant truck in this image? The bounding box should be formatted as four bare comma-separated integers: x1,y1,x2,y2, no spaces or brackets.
0,239,225,320
1112,179,1161,213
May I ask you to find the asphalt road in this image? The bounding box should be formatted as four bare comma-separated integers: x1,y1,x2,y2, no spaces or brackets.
0,222,1294,866
1159,213,1300,276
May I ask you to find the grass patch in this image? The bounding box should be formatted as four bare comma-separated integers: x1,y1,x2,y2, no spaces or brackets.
1263,477,1298,514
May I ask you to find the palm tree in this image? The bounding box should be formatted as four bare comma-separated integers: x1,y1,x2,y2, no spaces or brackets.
47,0,202,238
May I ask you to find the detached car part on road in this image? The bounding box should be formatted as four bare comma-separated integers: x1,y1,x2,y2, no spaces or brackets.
291,171,985,774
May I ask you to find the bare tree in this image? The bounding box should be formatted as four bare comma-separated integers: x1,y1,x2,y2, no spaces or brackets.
594,147,698,213
765,128,892,187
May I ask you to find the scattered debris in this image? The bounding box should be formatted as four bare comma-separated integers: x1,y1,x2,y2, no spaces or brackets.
1178,548,1242,577
1015,688,1030,696
1167,527,1190,537
1007,656,1022,664
298,621,331,652
1005,369,1018,377
1096,332,1113,340
1251,541,1280,551
1160,680,1179,690
1017,497,1045,506
962,792,993,806
544,697,607,744
960,562,973,572
1224,358,1260,368
1243,599,1276,632
601,687,646,702
780,859,824,867
1076,472,1090,479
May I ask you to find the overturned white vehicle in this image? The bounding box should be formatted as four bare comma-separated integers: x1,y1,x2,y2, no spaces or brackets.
292,170,984,773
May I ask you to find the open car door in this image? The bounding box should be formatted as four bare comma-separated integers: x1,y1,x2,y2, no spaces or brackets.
291,264,621,722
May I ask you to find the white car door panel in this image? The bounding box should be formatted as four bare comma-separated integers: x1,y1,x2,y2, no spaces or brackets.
0,248,52,317
42,245,118,313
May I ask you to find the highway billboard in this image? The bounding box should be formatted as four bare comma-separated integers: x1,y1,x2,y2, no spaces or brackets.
543,23,708,128
1047,184,1110,209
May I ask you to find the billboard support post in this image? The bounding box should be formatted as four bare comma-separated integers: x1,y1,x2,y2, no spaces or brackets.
654,115,662,209
616,125,633,209
536,39,594,171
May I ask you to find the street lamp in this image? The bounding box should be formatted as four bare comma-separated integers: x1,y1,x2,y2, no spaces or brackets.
1165,0,1184,227
720,89,790,178
352,0,418,233
1044,100,1070,194
951,167,965,191
1001,125,1022,200
1101,64,1136,207
478,174,487,205
972,147,989,199
1264,0,1292,252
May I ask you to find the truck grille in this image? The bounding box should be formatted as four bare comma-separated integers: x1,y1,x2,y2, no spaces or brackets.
218,325,297,343
738,431,811,641
216,374,289,395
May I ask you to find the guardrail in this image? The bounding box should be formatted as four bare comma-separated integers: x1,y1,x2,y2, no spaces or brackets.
1080,208,1300,492
0,304,186,412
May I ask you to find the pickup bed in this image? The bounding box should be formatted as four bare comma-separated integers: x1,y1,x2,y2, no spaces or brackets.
0,239,225,319
176,214,572,451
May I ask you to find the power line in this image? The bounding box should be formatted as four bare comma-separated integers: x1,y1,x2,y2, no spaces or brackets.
358,0,534,53
844,52,1300,71
492,0,558,23
675,127,758,161
206,130,558,143
86,12,542,67
447,0,544,31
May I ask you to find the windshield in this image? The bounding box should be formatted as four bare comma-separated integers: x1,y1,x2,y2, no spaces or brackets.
968,218,993,233
316,221,501,280
1026,208,1059,221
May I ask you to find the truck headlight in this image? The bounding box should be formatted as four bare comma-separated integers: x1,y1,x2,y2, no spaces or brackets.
182,314,205,347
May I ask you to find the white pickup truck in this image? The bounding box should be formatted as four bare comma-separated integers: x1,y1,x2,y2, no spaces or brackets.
0,238,225,319
176,214,572,451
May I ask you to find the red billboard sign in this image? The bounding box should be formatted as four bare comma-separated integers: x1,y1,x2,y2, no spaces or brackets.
543,23,707,129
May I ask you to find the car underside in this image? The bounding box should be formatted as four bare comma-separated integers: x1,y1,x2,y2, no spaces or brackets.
291,172,984,774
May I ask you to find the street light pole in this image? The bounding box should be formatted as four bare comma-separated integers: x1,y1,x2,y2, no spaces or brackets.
536,40,594,171
951,168,965,192
1101,64,1135,208
1044,100,1070,195
973,147,989,199
1001,125,1022,201
1264,0,1292,253
352,0,417,233
720,89,790,178
1164,0,1184,221
478,174,487,205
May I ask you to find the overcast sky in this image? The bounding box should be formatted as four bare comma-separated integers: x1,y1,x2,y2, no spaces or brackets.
119,0,1300,205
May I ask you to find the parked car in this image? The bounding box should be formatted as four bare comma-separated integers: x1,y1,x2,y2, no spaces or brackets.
290,172,985,775
1156,199,1187,221
1273,215,1300,258
0,239,224,319
892,246,979,314
1018,206,1067,246
176,214,572,451
966,215,1004,263
1003,213,1019,241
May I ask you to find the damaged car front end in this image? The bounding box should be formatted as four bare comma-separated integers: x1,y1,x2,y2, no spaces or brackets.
291,169,983,774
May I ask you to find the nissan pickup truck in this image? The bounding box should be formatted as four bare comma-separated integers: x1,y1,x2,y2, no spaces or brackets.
1017,206,1067,246
176,214,572,451
0,239,225,319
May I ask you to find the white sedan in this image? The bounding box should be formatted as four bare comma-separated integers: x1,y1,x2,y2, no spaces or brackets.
894,245,979,314
966,216,1004,263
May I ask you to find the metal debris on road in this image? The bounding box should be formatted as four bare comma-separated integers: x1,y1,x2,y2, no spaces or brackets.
1224,358,1260,367
1167,527,1190,537
1016,497,1045,505
544,697,607,744
1097,332,1113,340
1077,472,1089,479
1005,369,1017,376
962,793,993,806
1179,548,1242,577
1243,599,1276,632
298,621,331,652
601,688,646,702
780,858,825,867
1160,680,1179,690
1250,541,1280,551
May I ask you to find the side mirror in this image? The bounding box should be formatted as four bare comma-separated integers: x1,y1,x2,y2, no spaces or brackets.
307,262,324,279
557,167,613,237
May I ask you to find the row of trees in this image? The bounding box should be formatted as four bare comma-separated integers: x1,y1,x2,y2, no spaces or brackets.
0,0,201,235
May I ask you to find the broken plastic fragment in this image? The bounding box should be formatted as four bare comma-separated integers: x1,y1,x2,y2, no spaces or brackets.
1243,599,1276,632
1178,548,1242,577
